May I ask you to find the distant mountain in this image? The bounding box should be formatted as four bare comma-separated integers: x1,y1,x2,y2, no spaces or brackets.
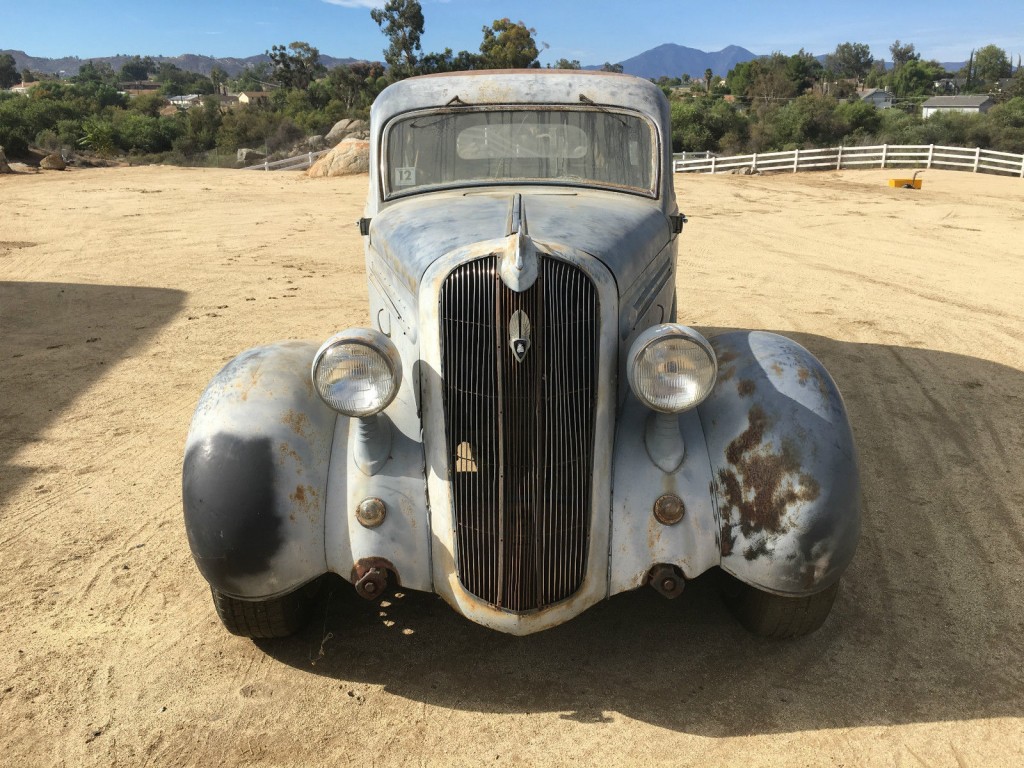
587,44,760,79
2,49,357,77
588,43,968,80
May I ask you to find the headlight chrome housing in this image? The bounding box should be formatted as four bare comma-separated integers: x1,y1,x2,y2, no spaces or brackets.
627,324,718,413
312,329,402,417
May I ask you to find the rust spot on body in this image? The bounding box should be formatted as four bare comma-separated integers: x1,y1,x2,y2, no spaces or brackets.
279,442,302,465
283,409,310,439
737,378,755,397
717,406,820,558
289,483,319,523
715,349,739,382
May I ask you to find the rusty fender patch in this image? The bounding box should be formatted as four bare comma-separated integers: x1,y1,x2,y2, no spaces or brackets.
717,405,820,560
716,349,739,382
288,483,319,524
282,409,311,439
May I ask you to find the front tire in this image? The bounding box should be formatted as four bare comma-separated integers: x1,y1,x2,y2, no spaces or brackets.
212,579,322,638
722,577,840,638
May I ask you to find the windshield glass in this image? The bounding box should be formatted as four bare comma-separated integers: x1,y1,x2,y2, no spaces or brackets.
383,108,657,198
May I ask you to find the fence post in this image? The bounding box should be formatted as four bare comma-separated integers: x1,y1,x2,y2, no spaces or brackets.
1020,153,1024,179
837,145,843,170
752,153,758,172
711,156,717,174
927,144,934,169
263,159,269,171
973,147,981,173
793,148,800,173
881,144,888,169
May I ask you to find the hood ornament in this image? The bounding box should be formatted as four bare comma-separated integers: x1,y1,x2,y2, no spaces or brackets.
508,310,532,362
499,194,539,293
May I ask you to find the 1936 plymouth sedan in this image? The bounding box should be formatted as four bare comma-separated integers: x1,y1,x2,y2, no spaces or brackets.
183,71,860,639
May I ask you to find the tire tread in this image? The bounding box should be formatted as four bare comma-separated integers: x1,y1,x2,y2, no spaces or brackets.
724,578,840,639
211,579,320,638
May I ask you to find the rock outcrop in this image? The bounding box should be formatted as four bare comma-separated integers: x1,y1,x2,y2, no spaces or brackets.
307,137,370,178
40,153,66,171
0,146,12,174
325,118,369,146
237,148,266,165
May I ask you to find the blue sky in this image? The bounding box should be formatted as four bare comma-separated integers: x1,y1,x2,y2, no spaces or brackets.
5,0,1022,66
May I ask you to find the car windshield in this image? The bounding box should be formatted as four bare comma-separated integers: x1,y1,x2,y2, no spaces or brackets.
383,107,657,198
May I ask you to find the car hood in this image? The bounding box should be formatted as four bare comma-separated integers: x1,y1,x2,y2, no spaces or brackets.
368,189,671,295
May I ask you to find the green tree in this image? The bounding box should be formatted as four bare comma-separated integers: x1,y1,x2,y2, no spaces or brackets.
21,68,37,84
209,65,229,92
267,42,325,90
889,40,919,70
479,19,540,69
749,53,798,110
234,62,273,92
416,48,482,74
601,62,623,73
890,59,944,97
987,97,1024,152
825,42,874,82
786,49,824,93
73,60,118,86
0,53,22,89
79,114,117,155
371,0,424,79
118,55,153,82
973,44,1012,86
551,58,581,70
327,62,386,110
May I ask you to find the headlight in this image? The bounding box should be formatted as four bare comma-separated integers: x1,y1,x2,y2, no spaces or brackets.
312,329,402,417
627,324,717,413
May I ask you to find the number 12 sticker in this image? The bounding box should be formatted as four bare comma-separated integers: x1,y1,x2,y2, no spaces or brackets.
394,167,416,186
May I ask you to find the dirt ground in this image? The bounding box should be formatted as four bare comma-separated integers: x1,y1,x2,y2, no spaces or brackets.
1,164,1022,767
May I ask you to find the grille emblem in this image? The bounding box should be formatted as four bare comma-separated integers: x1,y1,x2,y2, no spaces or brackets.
508,310,532,362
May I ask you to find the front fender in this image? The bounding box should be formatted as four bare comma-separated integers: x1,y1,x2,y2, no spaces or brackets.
182,342,336,598
698,331,861,595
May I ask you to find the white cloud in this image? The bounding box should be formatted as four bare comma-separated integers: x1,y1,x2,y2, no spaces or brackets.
321,0,383,8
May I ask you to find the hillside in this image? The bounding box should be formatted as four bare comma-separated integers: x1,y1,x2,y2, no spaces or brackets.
592,43,760,78
2,49,356,77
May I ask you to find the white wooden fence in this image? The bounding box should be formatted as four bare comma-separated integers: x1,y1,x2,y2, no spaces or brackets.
242,149,330,171
673,144,1024,178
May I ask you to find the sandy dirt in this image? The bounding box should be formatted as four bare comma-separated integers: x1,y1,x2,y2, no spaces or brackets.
1,165,1023,767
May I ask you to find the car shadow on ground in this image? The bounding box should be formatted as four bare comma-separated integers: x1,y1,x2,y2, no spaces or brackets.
258,330,1024,735
0,281,186,504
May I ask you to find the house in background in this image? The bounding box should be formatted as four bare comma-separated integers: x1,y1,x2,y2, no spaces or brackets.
168,94,201,109
857,88,893,109
921,95,994,119
238,91,270,106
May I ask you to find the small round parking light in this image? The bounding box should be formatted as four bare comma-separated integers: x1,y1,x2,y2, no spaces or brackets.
627,324,717,413
312,329,402,417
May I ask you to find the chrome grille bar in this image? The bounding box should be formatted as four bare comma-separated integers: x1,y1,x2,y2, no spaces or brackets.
439,255,599,612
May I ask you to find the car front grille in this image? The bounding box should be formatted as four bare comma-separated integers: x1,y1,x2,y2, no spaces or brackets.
439,255,599,612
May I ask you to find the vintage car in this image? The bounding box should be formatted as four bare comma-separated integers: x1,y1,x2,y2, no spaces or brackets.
183,71,860,640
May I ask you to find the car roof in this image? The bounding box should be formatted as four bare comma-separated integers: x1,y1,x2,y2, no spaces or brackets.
371,70,668,128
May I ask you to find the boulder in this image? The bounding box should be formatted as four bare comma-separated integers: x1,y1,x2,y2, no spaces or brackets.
0,146,12,174
325,118,369,145
237,148,266,165
40,153,66,171
306,135,327,151
307,137,370,178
